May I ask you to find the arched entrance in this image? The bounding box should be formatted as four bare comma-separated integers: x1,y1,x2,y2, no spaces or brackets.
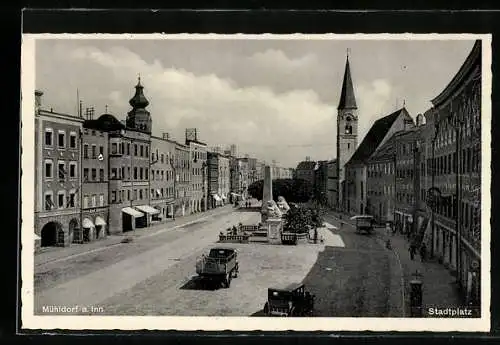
41,222,64,247
82,218,95,242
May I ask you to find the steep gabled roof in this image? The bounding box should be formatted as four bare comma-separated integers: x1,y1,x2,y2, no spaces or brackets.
338,56,357,110
347,107,409,166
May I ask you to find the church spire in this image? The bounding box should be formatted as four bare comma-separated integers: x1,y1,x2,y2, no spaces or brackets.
129,75,149,109
337,52,357,110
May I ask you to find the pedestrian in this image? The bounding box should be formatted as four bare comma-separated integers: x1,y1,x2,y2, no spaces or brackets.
409,243,416,260
420,243,427,262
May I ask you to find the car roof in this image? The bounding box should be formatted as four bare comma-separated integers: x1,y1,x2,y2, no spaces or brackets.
210,247,236,251
269,282,304,291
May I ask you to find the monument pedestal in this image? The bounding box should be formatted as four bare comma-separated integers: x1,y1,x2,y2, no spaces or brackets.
266,217,283,244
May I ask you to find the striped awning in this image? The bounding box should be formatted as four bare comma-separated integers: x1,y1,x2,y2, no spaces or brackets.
136,205,160,215
95,216,106,226
82,218,95,229
122,207,144,218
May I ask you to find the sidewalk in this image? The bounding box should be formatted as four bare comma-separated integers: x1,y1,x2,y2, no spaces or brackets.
35,205,234,266
325,211,462,316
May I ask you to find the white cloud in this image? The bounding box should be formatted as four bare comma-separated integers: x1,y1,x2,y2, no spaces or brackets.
248,49,318,71
53,45,336,167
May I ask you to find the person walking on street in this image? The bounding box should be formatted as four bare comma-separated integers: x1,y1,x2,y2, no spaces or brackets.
420,242,427,262
409,243,416,261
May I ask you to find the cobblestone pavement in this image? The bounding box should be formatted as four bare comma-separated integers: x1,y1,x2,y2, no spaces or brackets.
35,209,259,313
36,206,456,317
327,211,463,317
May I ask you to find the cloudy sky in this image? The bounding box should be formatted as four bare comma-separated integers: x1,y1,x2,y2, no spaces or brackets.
35,37,475,168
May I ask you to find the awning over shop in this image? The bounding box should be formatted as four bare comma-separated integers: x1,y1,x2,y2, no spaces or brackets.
122,207,144,218
95,216,106,226
213,194,222,202
82,218,95,229
136,205,161,215
221,194,227,200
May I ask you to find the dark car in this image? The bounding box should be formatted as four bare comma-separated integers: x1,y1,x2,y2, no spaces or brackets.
263,283,315,317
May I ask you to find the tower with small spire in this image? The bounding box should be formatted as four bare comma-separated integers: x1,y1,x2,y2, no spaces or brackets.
336,50,359,209
126,76,152,133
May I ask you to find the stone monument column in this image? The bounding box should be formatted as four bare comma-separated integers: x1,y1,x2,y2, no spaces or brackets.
261,165,273,223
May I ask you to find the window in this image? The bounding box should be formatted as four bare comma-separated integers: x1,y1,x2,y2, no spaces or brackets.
69,191,76,207
91,168,97,181
111,143,118,154
100,168,104,181
58,131,65,148
111,191,117,203
92,145,97,159
69,162,77,178
152,170,155,180
145,169,148,180
134,144,138,156
83,168,89,181
345,125,352,134
127,143,130,155
44,192,54,211
140,167,144,180
145,146,148,157
121,167,125,180
134,167,138,180
70,132,77,149
83,144,89,159
140,145,144,157
127,167,131,180
111,168,117,179
91,130,96,136
58,191,65,208
139,189,143,200
45,128,53,146
44,159,53,179
161,154,164,163
92,194,97,207
127,190,130,200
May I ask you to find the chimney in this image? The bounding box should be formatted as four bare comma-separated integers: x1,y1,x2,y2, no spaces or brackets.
35,90,43,114
162,133,170,140
416,113,425,127
305,156,311,162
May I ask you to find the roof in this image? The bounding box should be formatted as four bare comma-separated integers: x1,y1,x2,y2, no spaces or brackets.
346,107,409,166
338,56,357,110
296,161,317,170
431,40,481,108
368,133,398,162
269,282,304,291
84,113,125,131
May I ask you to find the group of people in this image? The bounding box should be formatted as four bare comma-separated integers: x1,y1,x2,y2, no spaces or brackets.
409,242,427,262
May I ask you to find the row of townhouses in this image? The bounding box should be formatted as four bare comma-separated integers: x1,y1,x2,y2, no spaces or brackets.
295,40,481,307
34,78,293,250
340,40,481,306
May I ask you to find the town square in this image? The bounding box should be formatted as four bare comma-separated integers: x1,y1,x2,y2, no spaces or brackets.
28,36,484,321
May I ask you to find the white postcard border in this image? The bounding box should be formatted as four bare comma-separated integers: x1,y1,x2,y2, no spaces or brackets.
20,33,492,332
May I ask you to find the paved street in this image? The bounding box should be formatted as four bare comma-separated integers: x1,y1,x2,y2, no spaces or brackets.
35,207,408,317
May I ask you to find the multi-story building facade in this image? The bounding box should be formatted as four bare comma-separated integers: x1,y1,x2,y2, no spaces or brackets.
207,151,229,208
345,107,414,215
174,143,191,217
230,157,249,200
81,121,109,242
393,128,421,233
327,159,338,209
255,160,265,181
34,90,84,248
186,128,208,213
150,133,176,220
366,134,397,224
295,157,316,187
314,160,329,203
429,40,481,306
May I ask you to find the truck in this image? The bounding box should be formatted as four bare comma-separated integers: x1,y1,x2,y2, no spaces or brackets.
195,247,239,288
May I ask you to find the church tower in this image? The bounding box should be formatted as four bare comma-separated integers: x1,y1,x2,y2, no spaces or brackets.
336,52,358,209
126,76,152,133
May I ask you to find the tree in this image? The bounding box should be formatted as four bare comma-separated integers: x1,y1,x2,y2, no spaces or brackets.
283,204,312,234
247,178,313,203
